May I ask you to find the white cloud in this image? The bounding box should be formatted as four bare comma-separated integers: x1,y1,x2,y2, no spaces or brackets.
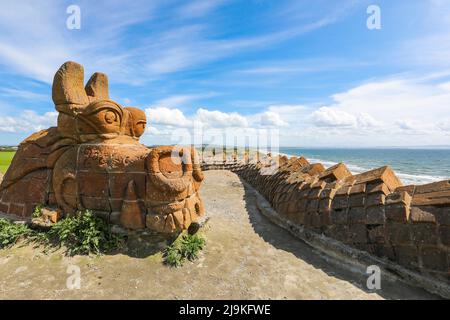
311,107,357,128
0,0,345,84
438,119,450,132
145,107,191,127
0,110,57,133
259,111,289,127
195,108,248,128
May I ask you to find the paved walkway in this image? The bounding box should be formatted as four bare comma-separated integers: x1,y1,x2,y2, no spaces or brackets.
0,171,438,299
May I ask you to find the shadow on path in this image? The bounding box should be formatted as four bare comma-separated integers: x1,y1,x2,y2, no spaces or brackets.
238,176,440,300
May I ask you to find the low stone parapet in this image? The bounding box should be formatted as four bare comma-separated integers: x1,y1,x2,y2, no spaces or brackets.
201,155,450,296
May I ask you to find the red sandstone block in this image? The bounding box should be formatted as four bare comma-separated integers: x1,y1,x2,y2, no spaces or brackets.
308,187,323,200
320,210,332,226
367,225,386,244
301,163,325,176
387,222,411,245
306,199,319,213
319,187,337,199
298,186,311,198
414,180,450,194
332,195,348,209
386,190,412,205
303,212,313,227
310,180,326,190
48,192,57,205
286,202,297,215
395,245,419,270
377,245,396,261
353,166,402,192
348,193,365,207
0,202,9,214
109,172,146,199
435,207,450,226
386,204,410,223
335,184,352,196
27,178,47,203
109,199,122,212
410,223,438,245
296,198,308,213
365,193,385,207
324,224,349,242
366,182,390,195
319,163,352,182
348,224,367,244
331,208,348,225
348,207,366,224
439,226,450,246
420,246,448,272
412,191,450,206
24,203,37,217
310,212,322,228
79,196,111,212
292,210,305,225
286,189,301,203
278,193,289,203
409,207,437,224
287,183,298,193
277,202,288,215
8,203,24,216
78,171,109,198
395,185,415,196
349,183,366,194
366,206,385,225
318,198,332,213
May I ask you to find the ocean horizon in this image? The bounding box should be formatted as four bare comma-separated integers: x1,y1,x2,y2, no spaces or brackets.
278,147,450,186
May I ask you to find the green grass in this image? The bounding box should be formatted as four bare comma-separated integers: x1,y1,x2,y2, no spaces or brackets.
0,151,15,174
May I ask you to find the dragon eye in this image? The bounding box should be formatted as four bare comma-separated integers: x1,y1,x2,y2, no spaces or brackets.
104,111,117,124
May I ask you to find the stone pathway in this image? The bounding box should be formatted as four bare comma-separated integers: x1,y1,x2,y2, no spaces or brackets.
0,171,439,299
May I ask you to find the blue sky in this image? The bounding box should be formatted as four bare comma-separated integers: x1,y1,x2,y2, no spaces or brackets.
1,0,450,147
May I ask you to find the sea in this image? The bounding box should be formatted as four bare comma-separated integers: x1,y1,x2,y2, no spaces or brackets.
278,147,450,186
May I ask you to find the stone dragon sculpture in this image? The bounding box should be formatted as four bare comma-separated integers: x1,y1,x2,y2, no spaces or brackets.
0,61,205,233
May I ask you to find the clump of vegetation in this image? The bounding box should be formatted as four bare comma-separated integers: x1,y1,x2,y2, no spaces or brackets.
164,245,184,267
0,210,123,256
0,218,31,248
181,233,206,261
163,233,206,267
32,204,44,218
48,210,123,256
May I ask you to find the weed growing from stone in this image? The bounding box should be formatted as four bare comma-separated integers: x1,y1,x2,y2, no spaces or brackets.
0,218,31,248
32,204,44,218
181,233,206,261
163,233,206,267
164,245,184,267
48,210,123,256
0,211,124,256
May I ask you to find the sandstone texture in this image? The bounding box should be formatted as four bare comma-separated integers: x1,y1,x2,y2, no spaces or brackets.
0,62,205,233
202,154,450,286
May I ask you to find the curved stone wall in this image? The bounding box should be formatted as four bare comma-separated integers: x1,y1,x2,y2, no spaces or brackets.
202,155,450,285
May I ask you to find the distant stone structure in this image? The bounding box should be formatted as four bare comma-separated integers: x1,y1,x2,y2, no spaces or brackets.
0,62,205,233
202,154,450,290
